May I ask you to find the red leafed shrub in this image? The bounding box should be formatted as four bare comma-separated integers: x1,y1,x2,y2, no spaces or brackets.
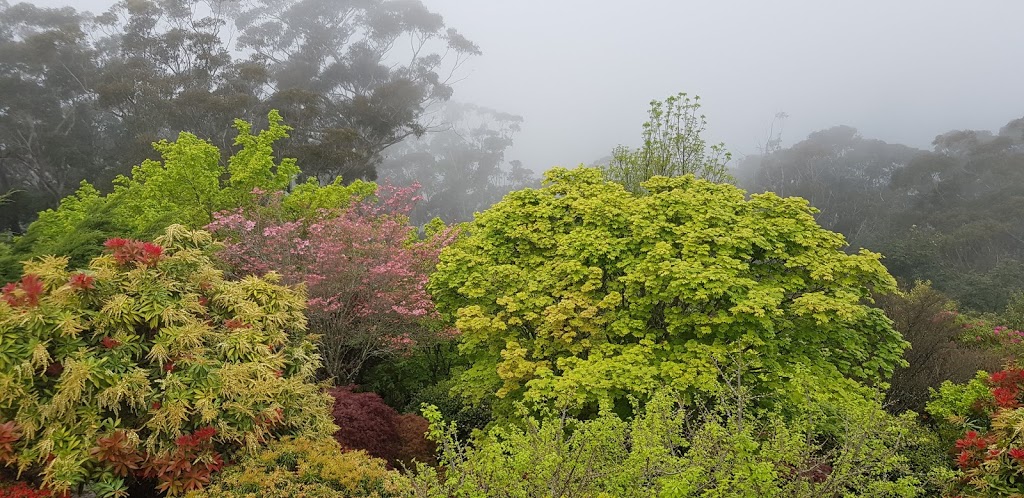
89,431,143,477
102,238,164,267
143,427,224,495
394,413,436,467
940,366,1024,493
1,275,44,308
0,422,20,465
328,386,434,468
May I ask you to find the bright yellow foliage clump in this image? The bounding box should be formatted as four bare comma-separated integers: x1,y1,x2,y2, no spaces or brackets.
0,225,333,496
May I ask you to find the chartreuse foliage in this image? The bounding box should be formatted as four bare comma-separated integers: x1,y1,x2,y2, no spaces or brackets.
0,111,375,282
429,167,906,417
410,388,935,497
191,437,411,498
0,225,334,496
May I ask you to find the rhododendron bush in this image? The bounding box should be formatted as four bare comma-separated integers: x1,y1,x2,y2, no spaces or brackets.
927,365,1024,496
208,184,457,382
0,225,334,496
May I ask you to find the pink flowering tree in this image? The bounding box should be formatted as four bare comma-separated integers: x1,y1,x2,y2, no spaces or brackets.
207,183,458,382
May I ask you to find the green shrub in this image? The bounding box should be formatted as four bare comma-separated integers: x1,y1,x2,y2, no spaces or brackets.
410,388,935,498
429,167,906,419
192,437,411,498
0,225,334,496
927,366,1024,496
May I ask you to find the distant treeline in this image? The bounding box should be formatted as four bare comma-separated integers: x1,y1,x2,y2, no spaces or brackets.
737,120,1024,311
0,0,535,232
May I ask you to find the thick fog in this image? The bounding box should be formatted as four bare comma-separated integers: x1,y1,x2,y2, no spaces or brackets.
27,0,1024,169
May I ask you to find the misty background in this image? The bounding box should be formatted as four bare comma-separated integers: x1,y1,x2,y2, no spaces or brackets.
27,0,1024,169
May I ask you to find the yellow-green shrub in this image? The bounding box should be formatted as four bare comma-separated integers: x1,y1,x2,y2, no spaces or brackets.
191,437,410,498
0,225,334,496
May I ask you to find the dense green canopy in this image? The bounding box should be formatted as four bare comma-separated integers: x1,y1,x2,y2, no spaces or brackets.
430,167,906,416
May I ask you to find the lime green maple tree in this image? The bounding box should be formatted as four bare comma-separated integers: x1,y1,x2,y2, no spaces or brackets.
428,167,906,417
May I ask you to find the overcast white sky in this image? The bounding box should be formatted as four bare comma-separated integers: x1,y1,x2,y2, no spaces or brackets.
29,0,1024,171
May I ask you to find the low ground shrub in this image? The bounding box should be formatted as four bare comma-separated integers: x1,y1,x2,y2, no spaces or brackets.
191,437,410,498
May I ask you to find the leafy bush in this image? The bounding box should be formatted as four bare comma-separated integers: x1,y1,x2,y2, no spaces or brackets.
209,184,457,382
1,112,303,284
405,380,491,441
429,167,906,418
329,386,435,468
359,340,465,412
0,225,334,496
190,437,411,498
928,365,1024,496
1002,292,1024,331
878,282,1002,413
410,387,935,497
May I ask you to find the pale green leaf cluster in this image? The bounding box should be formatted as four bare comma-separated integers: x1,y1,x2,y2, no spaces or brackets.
110,110,299,235
429,167,905,417
603,92,733,192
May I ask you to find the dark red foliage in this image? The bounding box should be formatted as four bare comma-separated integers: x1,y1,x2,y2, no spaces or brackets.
142,427,223,495
2,275,44,308
223,319,249,330
394,413,436,467
100,337,121,349
89,431,143,477
328,386,434,468
0,482,60,498
104,238,164,267
68,273,95,291
0,422,21,464
44,362,63,377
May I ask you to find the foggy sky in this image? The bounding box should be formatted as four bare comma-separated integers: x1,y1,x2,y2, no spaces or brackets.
28,0,1024,171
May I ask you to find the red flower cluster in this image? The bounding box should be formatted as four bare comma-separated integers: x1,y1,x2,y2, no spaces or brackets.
68,272,95,291
2,274,44,308
103,238,164,267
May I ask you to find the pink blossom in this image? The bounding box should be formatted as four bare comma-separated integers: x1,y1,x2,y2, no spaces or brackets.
207,183,458,380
